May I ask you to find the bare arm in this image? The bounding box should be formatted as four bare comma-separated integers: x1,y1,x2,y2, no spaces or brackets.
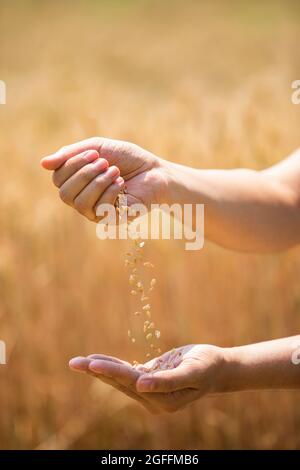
69,336,300,414
42,139,300,253
222,335,300,392
161,148,300,252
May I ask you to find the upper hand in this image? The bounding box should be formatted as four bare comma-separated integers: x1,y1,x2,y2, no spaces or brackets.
41,137,168,221
69,345,226,414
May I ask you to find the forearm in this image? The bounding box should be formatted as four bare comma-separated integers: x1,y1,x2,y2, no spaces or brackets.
159,153,300,253
219,336,300,393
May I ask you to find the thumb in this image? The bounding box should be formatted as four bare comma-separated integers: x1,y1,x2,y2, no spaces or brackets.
40,149,74,171
40,137,103,171
136,366,196,393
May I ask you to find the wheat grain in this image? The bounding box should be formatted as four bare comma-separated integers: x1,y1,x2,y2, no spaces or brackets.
143,262,154,268
116,190,164,366
136,281,143,291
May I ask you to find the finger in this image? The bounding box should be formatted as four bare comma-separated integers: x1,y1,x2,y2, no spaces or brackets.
69,357,91,372
94,177,125,221
85,369,159,414
71,357,160,414
74,174,124,221
52,150,100,187
59,162,118,208
41,137,104,170
96,176,124,207
69,354,132,370
69,357,139,395
87,353,130,366
136,366,195,393
69,357,130,383
88,360,140,387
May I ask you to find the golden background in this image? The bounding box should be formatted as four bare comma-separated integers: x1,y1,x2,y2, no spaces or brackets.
0,0,299,449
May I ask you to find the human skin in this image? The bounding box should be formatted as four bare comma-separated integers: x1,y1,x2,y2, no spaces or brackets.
41,139,300,413
41,139,300,252
69,337,300,414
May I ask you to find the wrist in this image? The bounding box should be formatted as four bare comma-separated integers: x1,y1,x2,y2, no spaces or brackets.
210,346,243,395
155,157,196,205
154,157,175,204
193,345,237,396
156,157,216,208
215,345,258,394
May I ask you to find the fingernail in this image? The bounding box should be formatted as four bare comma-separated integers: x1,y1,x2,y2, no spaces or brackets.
84,151,98,163
93,158,108,169
115,176,124,186
137,378,154,392
108,166,120,177
69,357,91,371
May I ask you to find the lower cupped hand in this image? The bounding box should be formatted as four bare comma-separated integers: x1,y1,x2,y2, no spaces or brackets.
69,344,226,414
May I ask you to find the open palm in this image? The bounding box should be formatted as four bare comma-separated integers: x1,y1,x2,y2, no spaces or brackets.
69,344,224,414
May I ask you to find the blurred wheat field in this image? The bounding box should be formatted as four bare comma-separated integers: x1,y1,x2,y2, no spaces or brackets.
0,0,300,449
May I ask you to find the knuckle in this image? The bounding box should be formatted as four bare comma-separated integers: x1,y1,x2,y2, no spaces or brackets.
119,139,132,149
89,136,100,144
58,145,67,154
52,171,60,187
64,157,76,171
80,165,94,182
124,140,139,153
93,174,106,187
88,136,103,151
73,196,87,213
64,156,84,174
59,187,70,203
